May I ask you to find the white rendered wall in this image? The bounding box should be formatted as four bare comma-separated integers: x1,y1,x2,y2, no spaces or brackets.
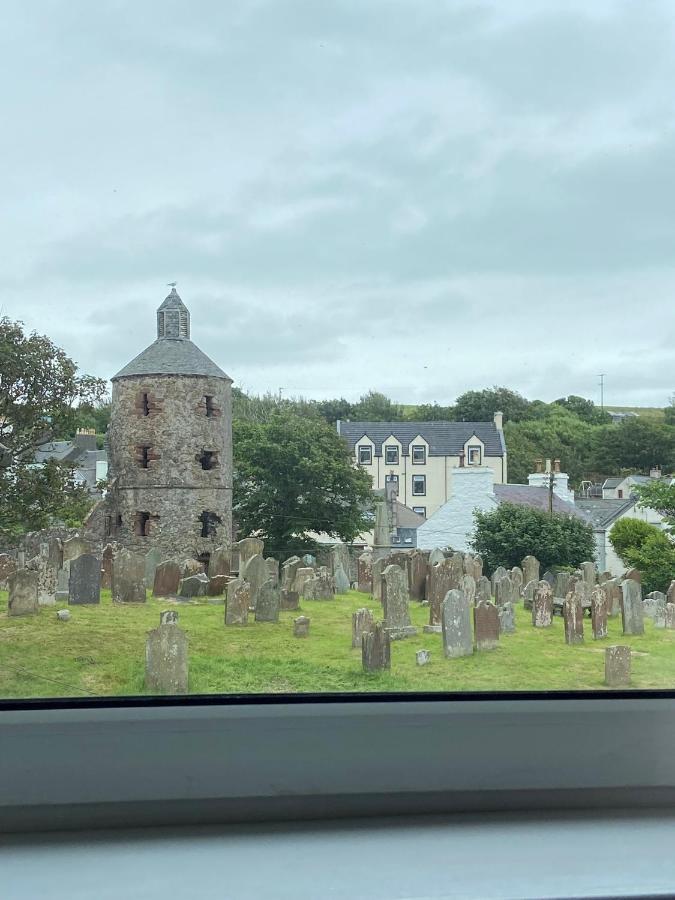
527,471,574,504
417,466,497,552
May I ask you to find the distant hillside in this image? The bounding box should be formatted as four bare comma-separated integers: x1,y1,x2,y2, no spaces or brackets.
606,406,665,422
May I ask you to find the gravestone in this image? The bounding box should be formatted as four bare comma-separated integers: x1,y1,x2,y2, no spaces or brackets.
55,564,70,603
242,553,267,610
463,554,475,576
667,580,675,606
68,553,101,605
144,547,162,589
495,575,514,607
362,622,391,672
237,537,265,571
382,565,416,638
7,569,39,616
666,604,675,630
653,599,667,629
372,557,387,603
293,615,310,638
498,601,516,634
293,567,315,597
160,609,179,626
304,568,335,600
472,555,484,581
62,537,94,564
621,579,644,636
605,646,631,688
101,545,113,590
255,579,280,622
474,600,499,651
280,589,300,610
542,570,555,588
416,649,431,666
182,559,205,578
428,548,445,566
590,586,608,640
449,553,464,589
563,591,584,645
281,556,301,591
112,549,146,603
581,561,596,589
145,614,188,694
225,578,250,625
0,553,17,590
427,559,456,627
357,552,374,594
334,563,351,594
460,573,476,605
330,542,351,581
554,572,571,600
208,546,231,579
178,573,209,598
153,560,182,597
352,608,375,648
522,556,540,588
643,591,666,620
523,579,537,611
265,557,280,586
605,578,623,617
441,589,473,658
301,554,316,568
532,580,553,628
56,609,70,622
476,576,491,605
490,566,507,595
510,567,524,597
625,568,641,584
208,575,229,597
409,550,427,601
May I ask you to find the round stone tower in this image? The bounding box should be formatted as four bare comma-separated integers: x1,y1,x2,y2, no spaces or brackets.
106,288,233,560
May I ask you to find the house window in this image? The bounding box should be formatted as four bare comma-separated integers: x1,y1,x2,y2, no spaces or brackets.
199,510,222,538
412,506,426,517
618,489,623,499
385,445,399,465
198,450,219,471
205,395,215,418
412,445,426,465
391,535,401,544
467,446,482,465
412,475,426,496
358,445,372,465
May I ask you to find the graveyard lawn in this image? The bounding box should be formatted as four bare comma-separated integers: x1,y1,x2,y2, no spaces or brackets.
1,590,675,698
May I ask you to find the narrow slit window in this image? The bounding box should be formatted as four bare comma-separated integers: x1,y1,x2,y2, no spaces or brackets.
199,450,218,471
157,311,165,337
134,511,151,537
142,393,150,417
205,395,215,418
139,446,150,469
179,310,189,337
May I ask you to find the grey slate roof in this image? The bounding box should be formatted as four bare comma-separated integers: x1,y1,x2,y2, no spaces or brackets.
494,484,590,521
34,441,81,464
602,477,623,490
575,498,635,529
395,502,426,528
339,421,505,457
112,338,231,381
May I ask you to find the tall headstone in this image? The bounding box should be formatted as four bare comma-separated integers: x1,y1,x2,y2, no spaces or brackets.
605,578,623,617
510,567,524,597
667,580,675,606
372,557,387,603
333,563,351,594
144,547,162,589
666,604,675,630
473,600,499,651
427,559,456,627
460,573,476,605
472,555,484,581
554,571,571,601
590,586,608,640
521,556,540,588
523,579,537,611
441,589,473,658
490,566,507,595
237,537,265,572
563,590,584,645
476,575,491,605
382,565,416,638
281,556,301,592
68,553,101,605
352,608,375,649
498,601,516,634
605,646,631,688
409,550,427,601
362,622,391,672
449,552,464,589
101,544,113,590
580,561,596,589
208,546,231,579
330,542,351,581
621,579,645,636
112,549,146,603
225,577,250,625
7,569,39,616
265,557,280,587
242,553,267,610
532,580,553,628
495,575,514,607
153,560,182,596
145,613,188,694
255,579,280,622
357,552,374,594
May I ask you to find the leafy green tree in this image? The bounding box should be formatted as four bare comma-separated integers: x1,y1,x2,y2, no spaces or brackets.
471,502,596,573
608,517,659,559
590,420,675,476
609,519,675,594
503,405,594,486
634,480,675,531
554,395,611,424
406,402,455,421
315,398,355,425
233,414,373,553
663,394,675,426
352,390,404,421
454,386,532,423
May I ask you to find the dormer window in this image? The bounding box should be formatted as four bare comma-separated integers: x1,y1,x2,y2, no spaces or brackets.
412,445,426,465
384,445,399,465
358,445,372,465
468,445,482,465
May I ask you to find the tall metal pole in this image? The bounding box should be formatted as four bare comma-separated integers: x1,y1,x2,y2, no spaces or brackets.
597,374,606,412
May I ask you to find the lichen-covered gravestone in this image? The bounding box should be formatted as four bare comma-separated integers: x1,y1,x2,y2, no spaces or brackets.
68,553,101,605
237,537,264,572
441,589,473,658
178,573,209,598
472,555,483,581
427,559,456,628
382,564,416,639
498,601,516,634
473,600,499,651
333,563,351,594
225,577,250,625
255,579,280,622
521,556,540,589
643,591,666,619
281,556,301,591
490,566,507,595
144,547,162,589
357,552,374,594
242,553,267,610
112,549,146,603
495,575,514,607
8,569,39,617
605,646,631,688
590,586,608,639
362,622,390,672
208,545,231,579
352,608,375,648
476,576,491,605
304,568,335,600
460,573,476,605
532,581,553,628
293,567,314,597
153,560,182,597
280,589,299,610
293,615,310,638
265,557,280,587
563,590,584,645
145,612,188,694
621,579,644,636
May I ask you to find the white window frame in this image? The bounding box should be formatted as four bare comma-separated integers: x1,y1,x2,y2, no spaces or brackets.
412,506,426,517
412,474,426,496
467,445,482,465
411,444,426,465
384,445,399,465
358,445,372,465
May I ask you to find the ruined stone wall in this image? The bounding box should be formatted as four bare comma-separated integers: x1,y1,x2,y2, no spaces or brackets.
107,373,232,557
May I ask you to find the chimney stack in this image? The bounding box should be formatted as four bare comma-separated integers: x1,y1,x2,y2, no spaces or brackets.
493,410,503,430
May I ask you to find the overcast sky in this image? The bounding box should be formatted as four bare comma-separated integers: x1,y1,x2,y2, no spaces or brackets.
2,1,675,407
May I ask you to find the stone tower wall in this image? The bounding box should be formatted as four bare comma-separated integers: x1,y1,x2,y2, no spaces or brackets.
107,373,232,557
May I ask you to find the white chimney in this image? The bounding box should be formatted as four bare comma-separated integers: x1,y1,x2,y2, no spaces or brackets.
493,410,503,430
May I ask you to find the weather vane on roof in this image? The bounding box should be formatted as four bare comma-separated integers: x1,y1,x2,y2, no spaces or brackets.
167,281,177,288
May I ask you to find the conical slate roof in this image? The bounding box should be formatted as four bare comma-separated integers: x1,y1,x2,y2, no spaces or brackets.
112,288,231,381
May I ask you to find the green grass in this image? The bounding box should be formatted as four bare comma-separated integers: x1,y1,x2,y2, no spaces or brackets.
605,405,665,421
1,589,674,698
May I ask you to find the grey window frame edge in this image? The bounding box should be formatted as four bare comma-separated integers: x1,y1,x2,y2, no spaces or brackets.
3,695,675,833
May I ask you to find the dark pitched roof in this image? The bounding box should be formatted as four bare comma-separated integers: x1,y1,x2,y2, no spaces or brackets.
575,498,636,529
112,339,231,381
602,477,623,489
339,421,505,457
494,484,590,521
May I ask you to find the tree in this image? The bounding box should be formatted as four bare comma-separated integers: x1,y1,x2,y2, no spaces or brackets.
503,405,594,486
315,398,355,425
406,402,455,421
554,395,611,425
609,519,675,594
352,390,404,421
589,419,675,475
633,480,675,532
233,413,374,553
471,503,596,573
453,386,533,424
664,395,675,426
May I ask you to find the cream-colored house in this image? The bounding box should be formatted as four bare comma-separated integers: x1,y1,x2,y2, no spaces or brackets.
338,413,507,520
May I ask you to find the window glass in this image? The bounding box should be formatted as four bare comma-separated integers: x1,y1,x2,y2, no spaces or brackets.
358,445,372,465
384,445,399,465
412,445,426,465
412,475,426,496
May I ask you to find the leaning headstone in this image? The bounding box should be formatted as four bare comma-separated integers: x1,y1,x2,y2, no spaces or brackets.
255,579,280,622
242,553,267,610
265,557,280,587
382,564,416,638
532,581,553,628
357,552,374,595
621,579,644,636
281,556,301,591
665,604,675,630
428,548,445,566
112,549,146,603
144,547,162,589
473,600,499,651
7,569,39,616
522,556,540,588
498,601,516,634
476,575,491,605
352,608,375,648
591,586,608,640
605,646,631,688
225,578,250,625
362,622,390,672
145,614,188,694
523,579,537,611
460,573,476,605
416,649,431,666
280,589,300,611
237,537,265,571
68,553,101,605
293,615,310,637
563,590,584,644
208,546,231,579
441,589,473,658
178,573,209,598
153,560,182,597
333,563,351,594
